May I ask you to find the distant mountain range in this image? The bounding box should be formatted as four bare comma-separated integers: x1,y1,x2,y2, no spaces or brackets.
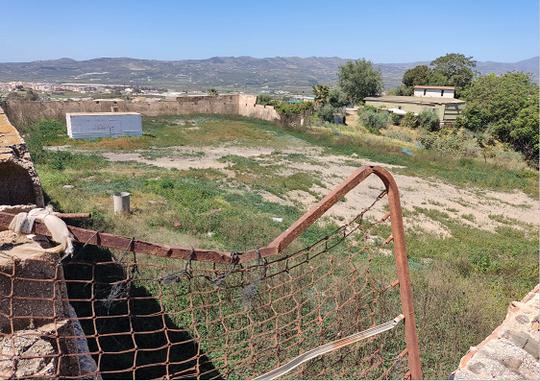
0,56,537,93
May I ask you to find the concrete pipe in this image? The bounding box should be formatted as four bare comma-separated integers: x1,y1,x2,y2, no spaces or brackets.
113,192,131,214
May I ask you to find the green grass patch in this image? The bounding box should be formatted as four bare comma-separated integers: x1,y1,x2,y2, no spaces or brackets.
220,154,322,197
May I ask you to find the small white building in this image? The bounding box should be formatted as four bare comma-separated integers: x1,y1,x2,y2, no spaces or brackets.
66,112,142,139
413,85,455,99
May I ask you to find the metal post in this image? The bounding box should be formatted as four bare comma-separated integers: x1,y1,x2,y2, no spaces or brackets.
373,167,423,380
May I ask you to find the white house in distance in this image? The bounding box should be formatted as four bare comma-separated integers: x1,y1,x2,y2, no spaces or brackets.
66,112,142,139
413,85,455,98
364,85,465,127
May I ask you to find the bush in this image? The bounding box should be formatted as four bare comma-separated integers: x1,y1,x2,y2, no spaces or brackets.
400,112,418,129
317,104,337,123
389,113,401,125
358,106,389,132
274,101,313,117
327,88,349,108
417,109,440,131
456,72,538,164
380,125,418,143
418,128,480,158
256,94,276,106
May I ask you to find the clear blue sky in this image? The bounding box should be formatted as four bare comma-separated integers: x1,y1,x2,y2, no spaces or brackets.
1,0,537,63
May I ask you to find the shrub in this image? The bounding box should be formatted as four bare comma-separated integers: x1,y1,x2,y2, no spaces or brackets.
400,112,418,129
358,106,389,132
256,94,276,106
317,104,337,123
274,101,313,117
417,109,440,131
381,125,418,143
389,112,401,125
418,128,480,158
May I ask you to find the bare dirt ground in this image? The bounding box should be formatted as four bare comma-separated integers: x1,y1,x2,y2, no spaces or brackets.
64,144,538,236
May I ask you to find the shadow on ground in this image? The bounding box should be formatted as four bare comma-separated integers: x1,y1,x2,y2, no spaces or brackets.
63,244,220,379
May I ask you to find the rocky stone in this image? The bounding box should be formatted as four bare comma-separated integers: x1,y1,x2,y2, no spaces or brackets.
453,285,540,380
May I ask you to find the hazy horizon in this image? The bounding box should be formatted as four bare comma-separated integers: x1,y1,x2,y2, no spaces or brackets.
1,55,538,65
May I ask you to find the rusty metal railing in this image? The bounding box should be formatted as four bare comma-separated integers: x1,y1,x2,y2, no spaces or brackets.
0,165,422,379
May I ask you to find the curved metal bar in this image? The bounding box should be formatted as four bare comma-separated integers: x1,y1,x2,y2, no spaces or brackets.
264,164,422,379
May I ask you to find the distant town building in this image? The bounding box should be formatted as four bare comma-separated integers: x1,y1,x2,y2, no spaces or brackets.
364,85,464,127
66,112,142,139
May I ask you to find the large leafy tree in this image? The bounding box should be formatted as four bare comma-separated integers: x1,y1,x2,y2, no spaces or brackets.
430,53,476,90
327,87,349,108
456,72,539,164
398,53,476,97
338,59,383,104
402,65,432,88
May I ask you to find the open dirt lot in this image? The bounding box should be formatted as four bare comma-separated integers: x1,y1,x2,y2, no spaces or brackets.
62,142,538,237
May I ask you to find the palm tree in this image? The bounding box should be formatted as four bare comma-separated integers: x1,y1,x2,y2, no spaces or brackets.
312,85,329,106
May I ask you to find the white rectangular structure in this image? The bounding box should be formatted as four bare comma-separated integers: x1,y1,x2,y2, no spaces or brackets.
66,112,142,139
413,86,455,98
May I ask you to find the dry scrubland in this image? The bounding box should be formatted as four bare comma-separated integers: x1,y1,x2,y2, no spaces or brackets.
26,115,538,378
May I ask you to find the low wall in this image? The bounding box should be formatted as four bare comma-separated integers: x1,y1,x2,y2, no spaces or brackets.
4,94,284,127
237,94,281,121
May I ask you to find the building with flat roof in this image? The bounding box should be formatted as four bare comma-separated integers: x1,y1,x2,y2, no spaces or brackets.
413,85,456,98
364,85,465,126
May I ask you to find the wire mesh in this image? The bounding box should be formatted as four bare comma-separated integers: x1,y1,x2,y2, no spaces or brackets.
0,187,412,380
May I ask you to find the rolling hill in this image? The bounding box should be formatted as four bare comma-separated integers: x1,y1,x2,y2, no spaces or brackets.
0,56,537,93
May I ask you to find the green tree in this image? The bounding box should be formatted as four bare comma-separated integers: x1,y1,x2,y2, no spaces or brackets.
430,53,476,91
327,87,349,108
402,65,432,87
456,72,538,164
338,59,383,104
509,92,539,164
312,84,330,106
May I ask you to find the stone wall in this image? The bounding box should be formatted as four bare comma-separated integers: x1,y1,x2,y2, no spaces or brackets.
237,94,281,121
4,94,241,126
452,285,540,380
0,107,44,209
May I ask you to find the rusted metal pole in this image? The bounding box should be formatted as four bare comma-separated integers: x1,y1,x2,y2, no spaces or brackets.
372,166,423,380
0,211,264,264
268,166,374,251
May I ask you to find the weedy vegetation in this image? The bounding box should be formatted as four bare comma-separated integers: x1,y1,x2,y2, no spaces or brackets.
27,114,538,379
